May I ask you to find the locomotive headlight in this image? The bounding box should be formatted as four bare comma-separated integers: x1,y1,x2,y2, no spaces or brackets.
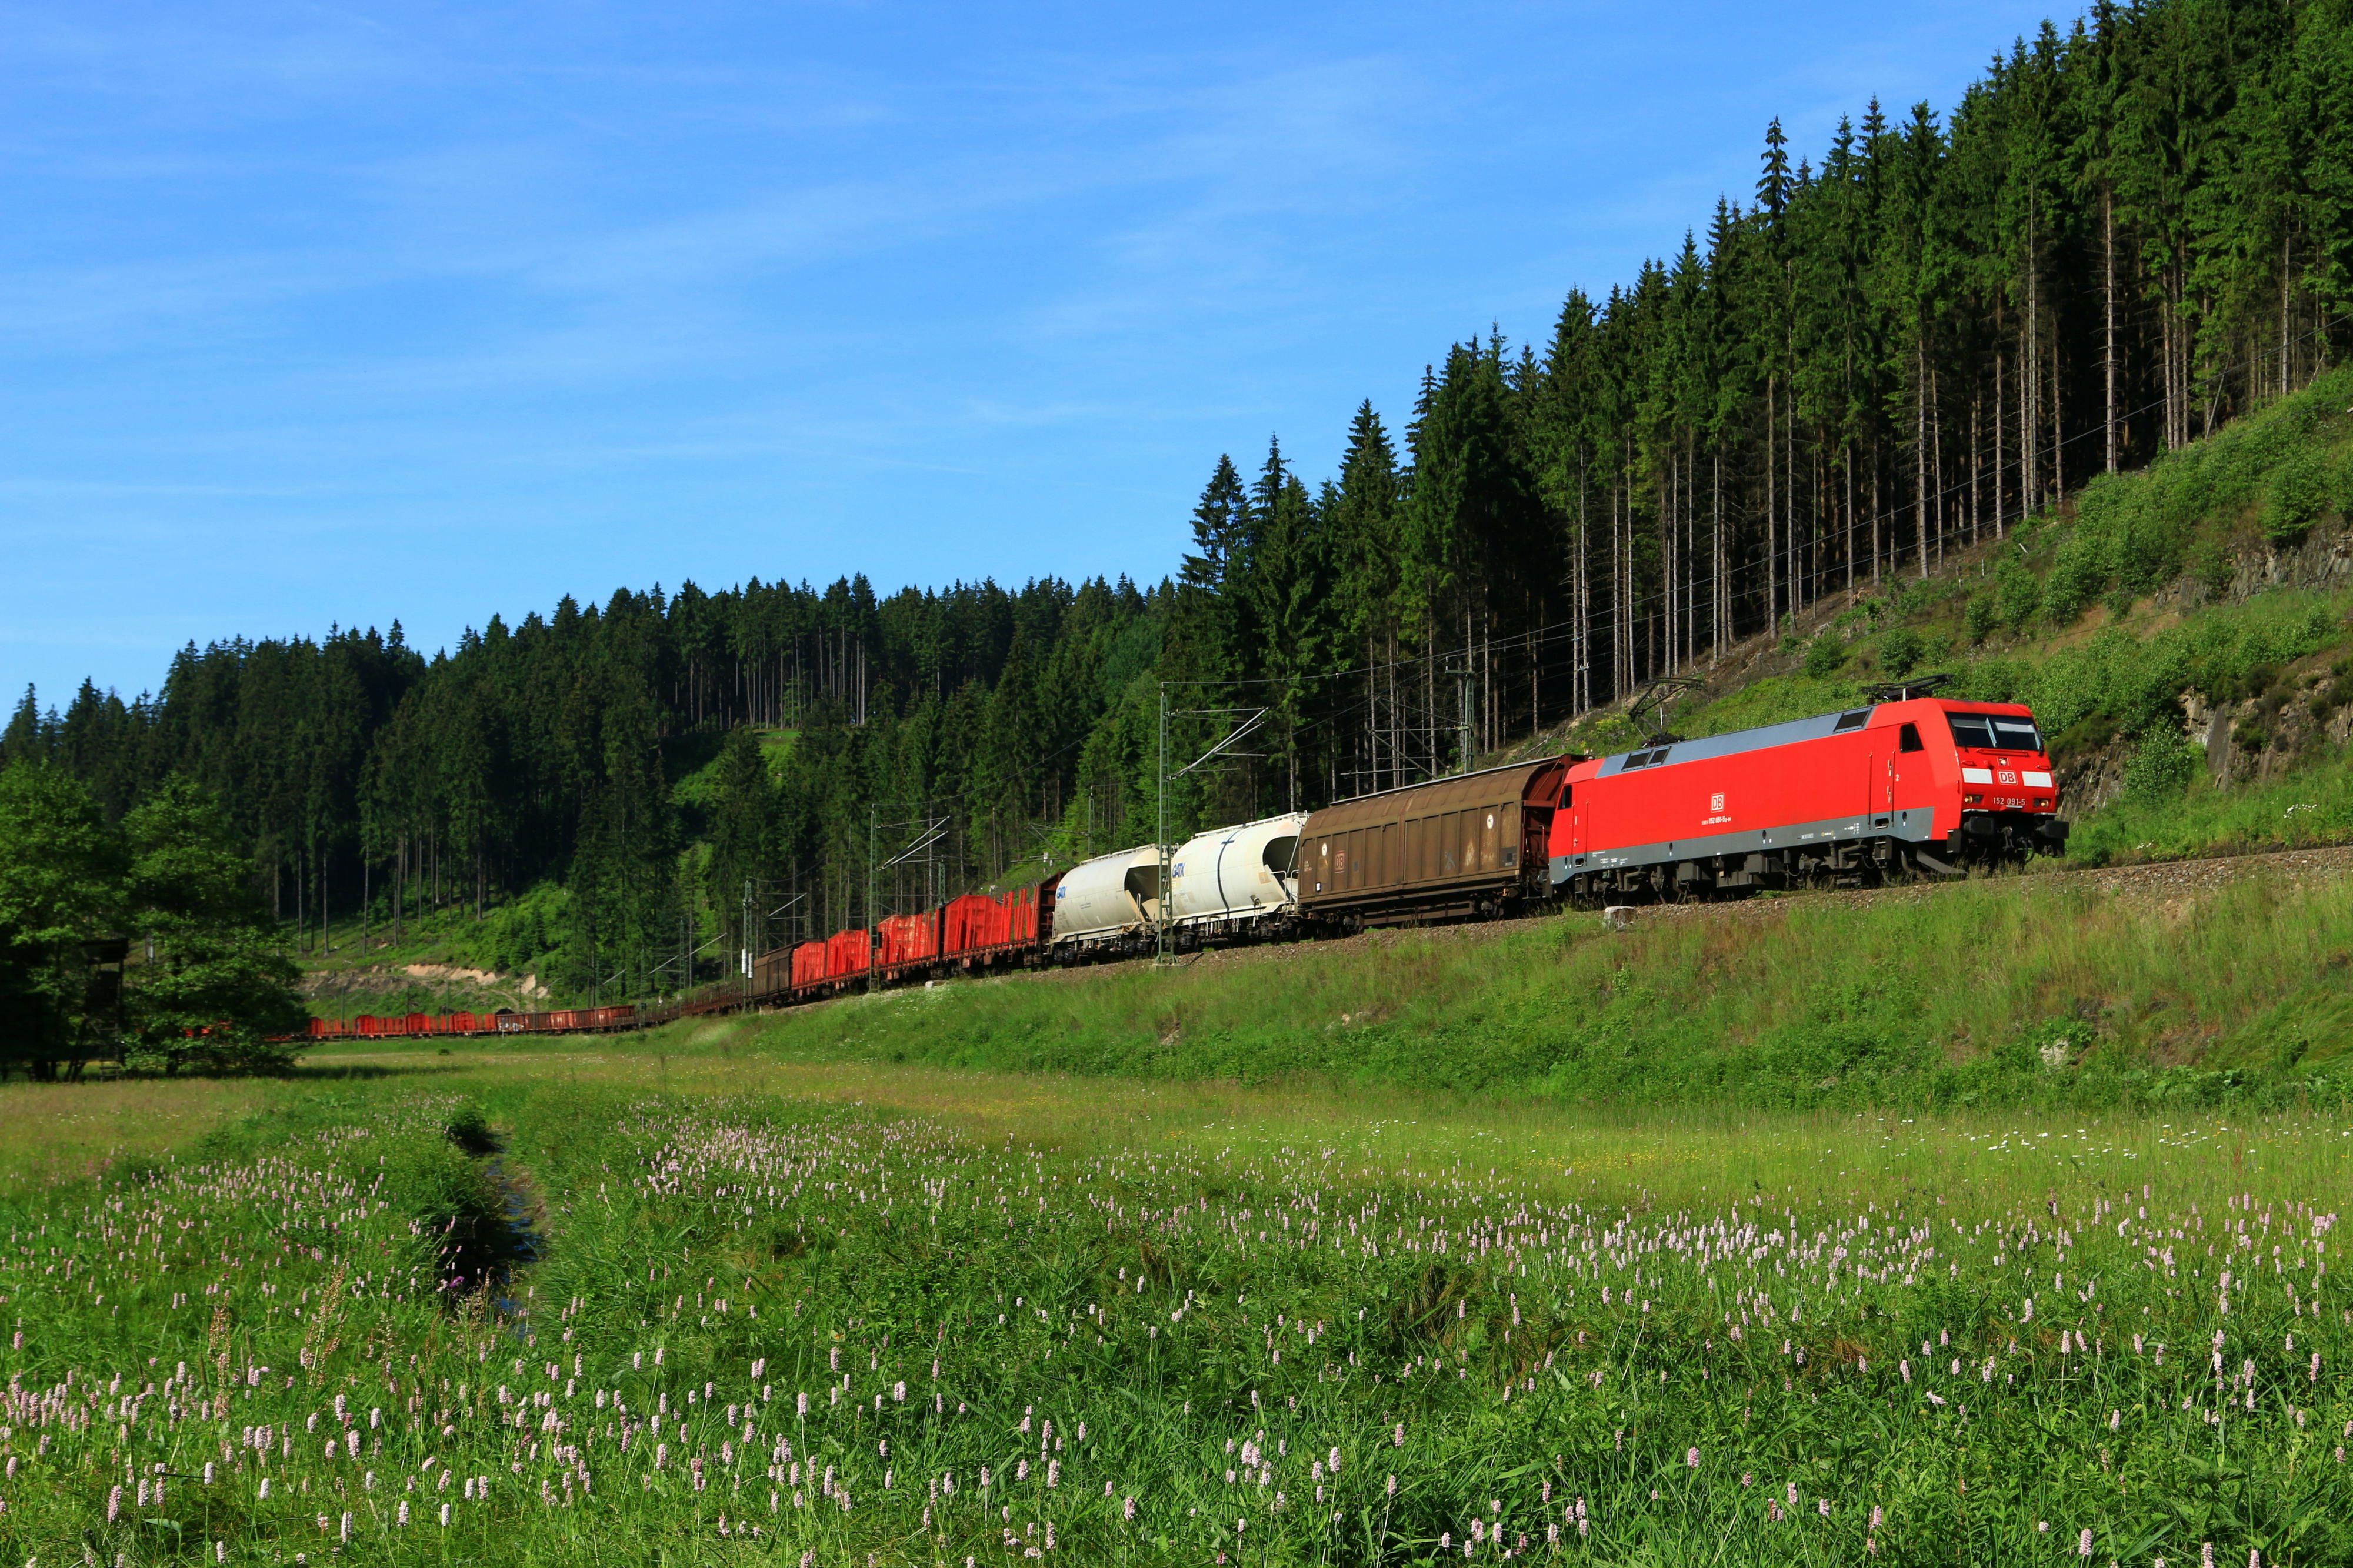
1963,793,1983,805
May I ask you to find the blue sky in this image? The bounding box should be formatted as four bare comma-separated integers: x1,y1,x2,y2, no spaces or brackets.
2,0,2067,709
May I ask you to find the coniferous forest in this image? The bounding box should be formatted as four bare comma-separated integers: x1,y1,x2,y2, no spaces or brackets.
9,0,2353,1002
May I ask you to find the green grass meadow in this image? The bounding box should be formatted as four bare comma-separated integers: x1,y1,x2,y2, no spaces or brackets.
3,1022,2351,1567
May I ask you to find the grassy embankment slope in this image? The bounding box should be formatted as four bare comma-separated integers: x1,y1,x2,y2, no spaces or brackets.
709,856,2353,1113
705,370,2353,1111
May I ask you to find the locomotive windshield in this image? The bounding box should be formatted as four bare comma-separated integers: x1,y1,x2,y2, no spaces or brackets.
1946,711,2043,752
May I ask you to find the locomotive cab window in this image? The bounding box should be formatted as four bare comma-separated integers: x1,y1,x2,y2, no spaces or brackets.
1945,713,1997,749
1898,723,1924,753
1946,712,2042,752
1989,715,2044,752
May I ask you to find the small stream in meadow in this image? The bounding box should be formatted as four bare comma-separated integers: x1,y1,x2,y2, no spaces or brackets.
438,1115,548,1340
481,1153,546,1335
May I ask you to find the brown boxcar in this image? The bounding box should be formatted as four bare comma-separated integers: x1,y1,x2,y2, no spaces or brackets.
1294,757,1573,925
750,943,795,999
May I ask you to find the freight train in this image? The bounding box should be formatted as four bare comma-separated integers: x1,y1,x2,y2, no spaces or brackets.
729,690,2065,1000
301,690,2065,1040
304,1004,645,1042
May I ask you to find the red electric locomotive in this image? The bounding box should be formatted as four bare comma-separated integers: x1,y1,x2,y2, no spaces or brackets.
1548,692,2067,901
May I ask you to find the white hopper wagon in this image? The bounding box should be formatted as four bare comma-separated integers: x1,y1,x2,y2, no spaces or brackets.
1165,812,1307,944
1046,844,1166,956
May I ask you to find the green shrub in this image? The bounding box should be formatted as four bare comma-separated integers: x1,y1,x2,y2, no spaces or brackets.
2125,463,2199,585
1892,576,1956,618
2019,627,2183,740
1996,559,2042,630
2026,645,2101,736
2188,535,2237,599
2043,466,2191,612
2041,527,2108,622
1800,633,1848,679
1963,592,1997,645
2119,729,2199,805
1878,626,1922,678
2204,394,2319,513
1952,658,2030,703
2118,496,2184,595
2261,443,2332,542
2153,447,2217,534
2182,599,2337,700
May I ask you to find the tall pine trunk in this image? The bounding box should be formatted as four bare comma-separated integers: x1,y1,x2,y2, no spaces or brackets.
2023,192,2039,514
1664,442,1678,670
1970,396,1982,544
1613,481,1627,699
1575,469,1591,714
2281,227,2294,398
1844,443,1856,594
1710,447,1724,667
1931,368,1945,566
1916,336,1931,579
2050,315,2063,502
1766,376,1779,631
1995,349,2008,536
2104,186,2119,472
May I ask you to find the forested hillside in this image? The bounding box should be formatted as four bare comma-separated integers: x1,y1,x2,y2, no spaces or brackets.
9,0,2353,1003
